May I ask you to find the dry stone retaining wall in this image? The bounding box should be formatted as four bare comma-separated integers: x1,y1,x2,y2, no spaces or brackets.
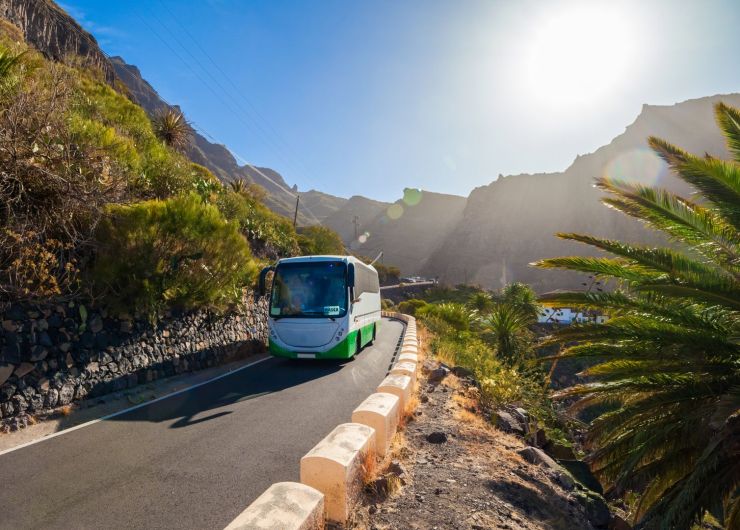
0,293,268,422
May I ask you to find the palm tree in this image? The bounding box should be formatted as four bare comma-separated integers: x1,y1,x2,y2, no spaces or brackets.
468,291,493,313
153,108,191,151
498,282,541,323
533,102,740,529
478,302,533,364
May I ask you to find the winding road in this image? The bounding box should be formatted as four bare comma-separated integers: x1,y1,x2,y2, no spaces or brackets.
0,318,404,530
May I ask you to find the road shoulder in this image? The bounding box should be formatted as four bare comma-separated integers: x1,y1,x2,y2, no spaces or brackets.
0,352,270,453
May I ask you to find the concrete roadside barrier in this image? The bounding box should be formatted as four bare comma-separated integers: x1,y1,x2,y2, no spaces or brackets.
300,423,376,524
400,345,418,356
398,352,418,364
390,361,417,384
351,392,400,457
377,373,412,411
223,482,324,530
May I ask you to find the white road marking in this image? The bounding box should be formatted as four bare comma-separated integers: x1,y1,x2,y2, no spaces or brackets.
0,355,273,457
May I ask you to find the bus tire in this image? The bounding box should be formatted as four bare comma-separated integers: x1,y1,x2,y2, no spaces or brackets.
367,323,376,346
355,333,363,356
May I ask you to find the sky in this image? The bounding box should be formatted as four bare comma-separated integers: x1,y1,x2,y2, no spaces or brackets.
60,0,740,201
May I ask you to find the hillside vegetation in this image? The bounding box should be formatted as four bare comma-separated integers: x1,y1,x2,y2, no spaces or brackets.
0,40,340,318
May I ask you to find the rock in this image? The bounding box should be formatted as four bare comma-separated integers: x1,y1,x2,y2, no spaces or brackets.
38,377,50,392
1,382,16,401
37,331,53,347
494,410,525,435
58,384,75,406
559,459,604,494
11,394,28,414
13,362,35,379
609,514,632,530
426,431,448,444
65,353,74,368
0,362,14,386
1,341,21,364
89,315,104,334
518,447,560,470
47,314,63,328
1,401,14,418
554,470,575,491
544,441,577,460
59,342,71,353
36,318,49,331
44,388,59,408
120,320,133,333
451,365,474,378
29,346,48,362
2,320,17,332
428,366,450,383
575,491,611,529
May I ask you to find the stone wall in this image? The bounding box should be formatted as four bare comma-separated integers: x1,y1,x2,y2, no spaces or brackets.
0,293,268,421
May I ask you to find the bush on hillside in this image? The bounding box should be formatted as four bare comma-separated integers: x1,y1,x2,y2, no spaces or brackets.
297,225,345,255
92,194,257,318
0,50,128,301
397,298,428,316
216,186,299,259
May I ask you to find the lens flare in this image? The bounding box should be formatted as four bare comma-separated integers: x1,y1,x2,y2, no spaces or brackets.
387,203,404,220
403,188,422,206
604,148,666,187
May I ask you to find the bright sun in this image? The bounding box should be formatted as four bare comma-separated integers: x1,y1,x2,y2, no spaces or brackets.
525,4,637,109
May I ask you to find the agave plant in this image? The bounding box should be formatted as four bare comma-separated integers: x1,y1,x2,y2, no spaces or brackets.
153,108,191,151
229,178,248,194
533,102,740,529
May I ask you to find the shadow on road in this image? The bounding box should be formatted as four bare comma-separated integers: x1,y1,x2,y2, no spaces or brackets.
102,356,347,429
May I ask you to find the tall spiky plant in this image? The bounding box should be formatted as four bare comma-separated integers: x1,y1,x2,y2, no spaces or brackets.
533,102,740,529
153,108,191,151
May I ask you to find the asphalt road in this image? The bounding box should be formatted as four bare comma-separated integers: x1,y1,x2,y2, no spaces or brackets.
0,318,404,530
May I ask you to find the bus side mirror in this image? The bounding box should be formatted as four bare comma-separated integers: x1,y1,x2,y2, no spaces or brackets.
258,266,274,297
347,264,355,288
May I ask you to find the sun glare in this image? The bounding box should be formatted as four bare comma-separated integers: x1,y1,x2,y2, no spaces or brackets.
524,4,637,109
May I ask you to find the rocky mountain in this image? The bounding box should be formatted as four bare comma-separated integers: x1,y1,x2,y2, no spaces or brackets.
344,190,468,275
6,1,739,292
0,0,115,83
322,195,390,242
422,93,740,291
110,56,329,224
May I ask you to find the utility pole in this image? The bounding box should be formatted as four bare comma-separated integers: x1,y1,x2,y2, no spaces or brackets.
293,195,300,228
352,215,359,240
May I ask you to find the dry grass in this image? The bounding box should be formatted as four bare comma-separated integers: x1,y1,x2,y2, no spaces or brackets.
361,449,378,486
58,405,73,417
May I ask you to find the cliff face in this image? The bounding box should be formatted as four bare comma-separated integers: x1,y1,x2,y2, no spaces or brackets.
422,93,740,291
350,190,468,275
0,0,114,83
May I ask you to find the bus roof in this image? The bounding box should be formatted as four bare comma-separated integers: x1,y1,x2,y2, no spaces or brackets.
276,255,376,270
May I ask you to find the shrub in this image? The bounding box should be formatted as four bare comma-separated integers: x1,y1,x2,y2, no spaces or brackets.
92,194,257,317
297,225,345,255
417,302,475,332
216,188,299,259
397,298,428,316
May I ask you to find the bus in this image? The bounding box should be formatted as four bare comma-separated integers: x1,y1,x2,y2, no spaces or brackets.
258,255,382,359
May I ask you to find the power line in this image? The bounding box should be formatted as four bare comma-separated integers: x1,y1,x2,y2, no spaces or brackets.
39,1,324,225
133,10,324,224
153,0,319,185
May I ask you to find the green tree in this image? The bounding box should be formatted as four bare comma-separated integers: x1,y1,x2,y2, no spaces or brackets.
297,225,345,255
468,291,494,313
497,282,541,323
534,102,740,529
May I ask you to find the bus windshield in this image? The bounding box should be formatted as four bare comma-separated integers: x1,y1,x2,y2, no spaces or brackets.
270,261,348,318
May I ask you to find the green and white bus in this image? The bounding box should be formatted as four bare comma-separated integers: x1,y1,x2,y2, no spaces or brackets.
259,255,381,359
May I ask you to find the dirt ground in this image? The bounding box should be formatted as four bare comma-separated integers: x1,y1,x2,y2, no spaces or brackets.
354,370,594,530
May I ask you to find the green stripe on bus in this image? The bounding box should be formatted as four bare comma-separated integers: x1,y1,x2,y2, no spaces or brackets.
268,322,376,360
